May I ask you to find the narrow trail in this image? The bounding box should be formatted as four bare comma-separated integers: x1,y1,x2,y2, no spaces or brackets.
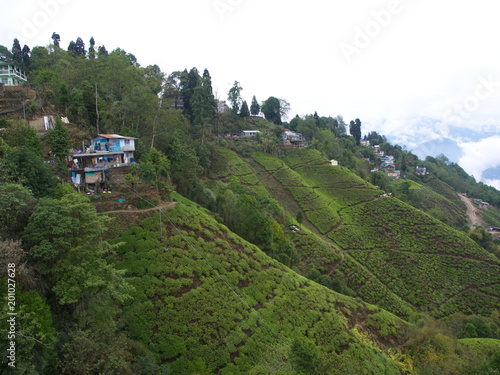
99,201,177,214
458,194,485,228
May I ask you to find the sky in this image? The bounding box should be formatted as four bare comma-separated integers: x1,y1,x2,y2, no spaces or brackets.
1,0,500,188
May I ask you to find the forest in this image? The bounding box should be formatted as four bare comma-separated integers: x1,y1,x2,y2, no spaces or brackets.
0,35,499,374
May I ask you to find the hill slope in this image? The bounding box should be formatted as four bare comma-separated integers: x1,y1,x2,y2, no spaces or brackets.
248,149,500,318
111,202,409,374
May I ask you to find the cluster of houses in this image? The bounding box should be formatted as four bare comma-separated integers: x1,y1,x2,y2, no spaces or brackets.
368,145,428,179
474,198,490,209
370,146,401,179
235,128,308,148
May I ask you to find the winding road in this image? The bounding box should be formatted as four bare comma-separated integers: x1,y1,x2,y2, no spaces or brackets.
458,194,485,228
99,201,177,214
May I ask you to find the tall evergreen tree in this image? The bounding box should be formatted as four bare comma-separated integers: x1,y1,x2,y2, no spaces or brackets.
21,45,31,70
240,100,250,117
98,45,108,56
88,37,96,59
181,68,199,121
11,38,22,65
68,37,86,56
250,95,260,115
313,111,320,127
349,118,362,145
51,32,60,47
201,69,216,117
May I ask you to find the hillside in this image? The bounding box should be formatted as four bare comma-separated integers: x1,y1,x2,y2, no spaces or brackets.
244,149,500,319
109,202,410,374
1,37,500,374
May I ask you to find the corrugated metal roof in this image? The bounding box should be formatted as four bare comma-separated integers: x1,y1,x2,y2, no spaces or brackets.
96,134,138,140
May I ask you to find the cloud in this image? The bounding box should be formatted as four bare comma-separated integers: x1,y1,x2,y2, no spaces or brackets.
458,136,500,183
484,179,500,191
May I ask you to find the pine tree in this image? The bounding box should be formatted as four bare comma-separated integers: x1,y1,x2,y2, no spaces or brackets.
98,45,108,56
88,37,96,59
239,100,250,117
313,111,320,127
250,95,260,115
21,45,31,70
12,39,22,65
181,68,199,121
68,37,86,56
349,118,362,146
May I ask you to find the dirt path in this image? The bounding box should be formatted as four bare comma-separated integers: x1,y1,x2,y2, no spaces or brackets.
100,201,177,214
458,194,485,228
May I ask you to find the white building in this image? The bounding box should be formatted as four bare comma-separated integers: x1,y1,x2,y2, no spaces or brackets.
0,60,27,86
241,130,261,137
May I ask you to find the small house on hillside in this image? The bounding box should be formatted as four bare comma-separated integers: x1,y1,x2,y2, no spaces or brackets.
70,134,138,191
72,133,137,167
283,129,308,148
241,130,261,137
330,159,339,166
416,166,427,175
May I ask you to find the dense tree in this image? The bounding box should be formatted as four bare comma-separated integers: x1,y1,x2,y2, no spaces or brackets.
24,192,133,305
0,45,13,62
136,147,171,193
0,184,37,240
0,288,57,373
88,36,96,59
3,121,43,155
261,96,282,125
143,64,164,95
21,44,31,70
227,80,243,114
98,45,108,56
181,68,199,121
1,146,58,198
0,239,37,289
190,69,216,133
296,115,318,140
349,118,362,145
46,119,72,175
163,71,184,109
11,38,22,65
314,111,320,127
51,32,60,47
68,37,86,56
239,100,250,117
250,95,260,115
